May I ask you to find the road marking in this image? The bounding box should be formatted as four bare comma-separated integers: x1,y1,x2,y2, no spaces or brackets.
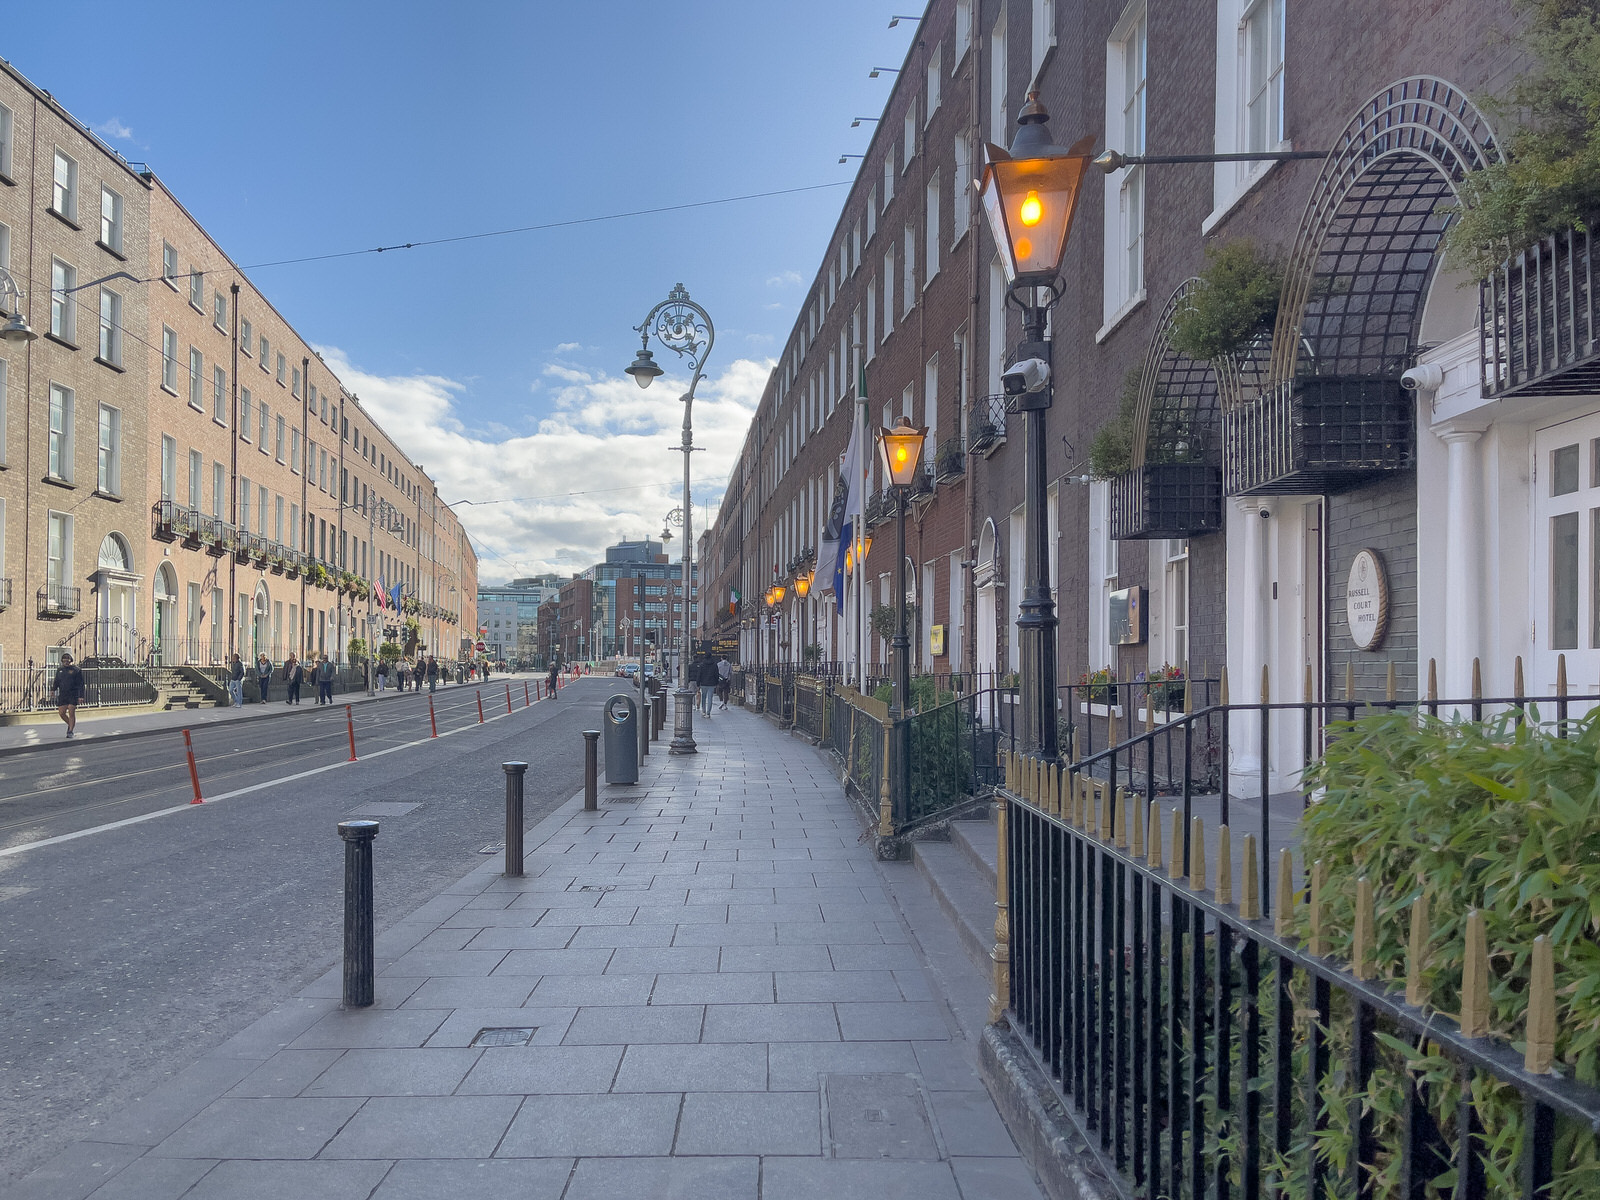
0,692,555,859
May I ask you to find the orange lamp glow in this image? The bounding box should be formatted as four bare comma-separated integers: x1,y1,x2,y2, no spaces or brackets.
878,419,928,489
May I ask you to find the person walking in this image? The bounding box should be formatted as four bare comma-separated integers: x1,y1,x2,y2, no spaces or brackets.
376,657,389,692
52,652,86,738
397,658,410,692
547,662,559,699
283,653,303,705
696,654,718,717
228,653,245,708
256,653,273,704
426,655,439,693
717,655,732,709
316,653,335,705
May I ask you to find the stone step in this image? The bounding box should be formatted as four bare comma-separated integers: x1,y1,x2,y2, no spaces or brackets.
950,812,998,888
911,837,999,979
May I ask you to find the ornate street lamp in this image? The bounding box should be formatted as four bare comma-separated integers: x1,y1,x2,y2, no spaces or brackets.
879,418,926,824
976,93,1094,759
0,268,37,344
626,285,714,754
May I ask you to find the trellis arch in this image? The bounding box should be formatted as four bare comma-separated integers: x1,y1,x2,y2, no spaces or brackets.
1131,279,1221,470
1267,76,1502,387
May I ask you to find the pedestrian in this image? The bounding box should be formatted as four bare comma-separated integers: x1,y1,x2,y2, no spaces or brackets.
256,653,273,703
376,657,389,692
482,659,490,681
316,653,335,705
397,659,410,691
228,653,245,708
426,655,439,693
717,655,732,709
547,662,559,698
52,652,86,738
696,654,718,716
283,653,303,705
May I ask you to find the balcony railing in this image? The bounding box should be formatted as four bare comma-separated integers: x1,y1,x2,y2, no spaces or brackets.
864,491,894,529
1223,376,1413,496
1108,461,1224,540
37,584,81,618
204,517,237,556
1481,225,1600,398
934,437,966,481
967,394,1008,455
0,578,11,610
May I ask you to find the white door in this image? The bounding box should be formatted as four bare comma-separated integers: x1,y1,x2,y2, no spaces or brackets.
1532,415,1600,694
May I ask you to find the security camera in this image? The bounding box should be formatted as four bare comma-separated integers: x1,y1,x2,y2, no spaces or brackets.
1400,363,1444,392
1259,507,1272,519
1001,357,1051,396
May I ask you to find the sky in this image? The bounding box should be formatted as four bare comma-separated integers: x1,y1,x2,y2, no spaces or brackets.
1,1,921,583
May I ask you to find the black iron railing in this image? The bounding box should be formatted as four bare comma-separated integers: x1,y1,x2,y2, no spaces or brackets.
37,584,80,618
1223,376,1412,495
1481,225,1600,398
935,437,966,481
1108,462,1223,540
0,577,11,610
968,394,1008,455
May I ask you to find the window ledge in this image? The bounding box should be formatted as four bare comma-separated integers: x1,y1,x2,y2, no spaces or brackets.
46,207,81,232
187,300,204,315
187,399,204,413
92,489,122,503
42,474,75,490
161,384,179,397
213,322,227,335
213,416,228,428
94,356,125,373
1201,153,1287,236
95,240,126,262
44,332,78,351
162,277,179,291
1095,290,1147,344
0,171,14,188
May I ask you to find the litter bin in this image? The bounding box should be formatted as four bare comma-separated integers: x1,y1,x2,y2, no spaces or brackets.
603,693,638,784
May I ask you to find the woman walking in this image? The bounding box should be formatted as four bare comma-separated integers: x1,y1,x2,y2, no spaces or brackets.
283,653,303,705
256,653,273,703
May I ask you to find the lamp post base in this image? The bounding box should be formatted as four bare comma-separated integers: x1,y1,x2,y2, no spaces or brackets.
669,686,698,755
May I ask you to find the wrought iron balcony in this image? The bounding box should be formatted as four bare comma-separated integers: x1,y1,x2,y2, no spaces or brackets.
37,584,81,618
909,463,934,498
204,517,237,557
864,490,894,529
1480,226,1600,398
0,577,11,610
967,395,1007,456
1109,462,1224,540
1223,376,1413,496
152,500,178,543
934,437,966,481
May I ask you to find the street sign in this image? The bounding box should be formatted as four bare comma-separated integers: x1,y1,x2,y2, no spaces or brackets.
476,641,486,652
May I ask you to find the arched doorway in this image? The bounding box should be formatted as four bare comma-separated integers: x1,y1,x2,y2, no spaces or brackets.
153,563,178,666
975,518,999,673
94,532,140,662
252,583,270,659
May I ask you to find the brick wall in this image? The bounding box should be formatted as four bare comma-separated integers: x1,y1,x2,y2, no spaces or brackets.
1326,473,1418,701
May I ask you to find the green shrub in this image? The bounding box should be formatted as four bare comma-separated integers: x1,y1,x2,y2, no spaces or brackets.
1088,368,1141,479
1169,240,1283,363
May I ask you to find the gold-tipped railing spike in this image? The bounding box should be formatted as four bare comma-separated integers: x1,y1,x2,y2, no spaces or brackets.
1460,909,1490,1038
989,790,1011,1025
1471,657,1483,703
1304,661,1314,704
1003,750,1012,791
1216,824,1232,906
1309,860,1327,956
1052,763,1064,818
1107,696,1118,747
1184,659,1193,714
1557,653,1568,699
1169,809,1185,881
1148,802,1163,871
1353,876,1374,981
1101,781,1114,844
1240,834,1260,920
1220,665,1230,706
1406,893,1430,1007
1427,658,1438,704
1261,663,1270,706
1274,848,1294,936
1131,796,1145,859
1525,935,1555,1075
1345,660,1355,704
1514,655,1526,702
1190,818,1207,891
1115,788,1129,848
1385,662,1397,704
1145,692,1155,732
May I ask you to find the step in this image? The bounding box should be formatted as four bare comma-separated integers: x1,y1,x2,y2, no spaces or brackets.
950,812,998,889
911,838,999,978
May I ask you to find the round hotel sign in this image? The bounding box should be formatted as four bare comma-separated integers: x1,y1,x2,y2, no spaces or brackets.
1345,548,1389,651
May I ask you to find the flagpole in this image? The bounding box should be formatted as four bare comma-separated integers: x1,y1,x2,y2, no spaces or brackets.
855,359,869,694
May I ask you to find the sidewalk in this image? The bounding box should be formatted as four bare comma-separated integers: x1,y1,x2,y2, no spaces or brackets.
4,702,1043,1200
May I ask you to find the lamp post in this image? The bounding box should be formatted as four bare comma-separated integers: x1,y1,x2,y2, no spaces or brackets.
977,92,1095,760
880,419,927,823
626,284,715,755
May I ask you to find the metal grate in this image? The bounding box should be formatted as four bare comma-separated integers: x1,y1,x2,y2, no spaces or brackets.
1225,376,1413,495
471,1027,536,1047
1109,463,1224,540
1481,226,1600,397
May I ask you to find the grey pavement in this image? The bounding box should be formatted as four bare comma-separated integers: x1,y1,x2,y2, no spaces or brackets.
2,699,1044,1200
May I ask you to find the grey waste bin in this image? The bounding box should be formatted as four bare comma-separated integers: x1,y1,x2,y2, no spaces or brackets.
603,694,639,784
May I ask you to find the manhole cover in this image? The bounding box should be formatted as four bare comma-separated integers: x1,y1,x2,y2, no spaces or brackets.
579,884,616,893
606,796,640,803
478,841,505,855
471,1027,537,1047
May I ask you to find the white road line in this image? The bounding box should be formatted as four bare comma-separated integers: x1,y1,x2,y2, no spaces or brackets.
0,697,548,859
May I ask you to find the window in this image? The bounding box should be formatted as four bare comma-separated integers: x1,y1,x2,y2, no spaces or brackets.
213,366,227,423
189,269,204,311
1032,0,1057,81
291,428,302,473
0,222,9,276
866,185,877,242
240,317,252,353
241,391,254,441
956,0,973,59
291,366,301,398
98,289,122,365
238,477,251,532
925,353,940,445
162,242,178,285
990,8,1009,143
926,44,942,120
162,327,178,391
953,136,972,241
0,104,12,177
50,258,76,342
1209,0,1286,225
212,462,224,518
924,174,941,284
158,432,177,503
903,224,916,315
1245,0,1285,154
289,503,299,551
189,347,204,410
258,401,269,447
883,155,895,206
274,495,284,544
1163,539,1190,670
47,383,73,481
275,415,285,461
260,335,270,369
903,105,917,173
883,249,895,335
213,290,227,331
99,406,123,495
99,188,123,253
189,449,203,509
0,359,7,466
52,151,78,221
46,513,72,597
1103,4,1147,323
276,353,286,384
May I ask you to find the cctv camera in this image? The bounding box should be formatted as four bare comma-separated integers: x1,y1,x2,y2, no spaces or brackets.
1400,363,1443,392
1001,357,1051,396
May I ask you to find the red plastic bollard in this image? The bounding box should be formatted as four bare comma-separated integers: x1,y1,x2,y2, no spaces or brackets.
476,691,485,723
345,704,358,761
524,682,531,707
428,694,439,738
505,683,513,715
183,728,204,804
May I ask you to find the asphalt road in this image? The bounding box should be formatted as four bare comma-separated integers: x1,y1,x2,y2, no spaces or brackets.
0,674,621,1187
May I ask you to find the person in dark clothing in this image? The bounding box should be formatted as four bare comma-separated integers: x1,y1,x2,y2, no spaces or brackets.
315,653,335,704
547,664,559,698
256,654,273,703
283,653,303,705
425,655,439,693
53,653,86,737
695,655,718,716
229,653,245,707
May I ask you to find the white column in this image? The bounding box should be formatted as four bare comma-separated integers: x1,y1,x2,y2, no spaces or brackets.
1230,496,1275,792
1437,423,1487,698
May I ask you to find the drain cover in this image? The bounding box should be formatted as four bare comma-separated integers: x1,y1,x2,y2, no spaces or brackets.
579,884,616,893
471,1027,537,1047
478,842,505,855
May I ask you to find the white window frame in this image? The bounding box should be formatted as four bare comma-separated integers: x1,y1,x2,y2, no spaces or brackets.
162,242,179,286
924,173,941,286
883,249,896,336
1101,2,1148,332
99,187,123,254
214,290,227,331
926,44,942,121
48,382,74,482
189,268,204,312
1206,0,1288,232
903,105,918,175
52,150,78,222
240,317,252,354
212,462,225,519
241,391,254,442
1031,0,1057,83
0,104,13,177
213,365,227,424
46,511,73,597
189,449,203,509
162,326,178,392
50,258,76,342
98,404,122,497
953,136,972,243
990,8,1009,144
903,224,916,316
98,288,122,366
188,347,204,410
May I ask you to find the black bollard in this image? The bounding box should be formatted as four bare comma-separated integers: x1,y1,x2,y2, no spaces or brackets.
583,730,600,811
503,761,528,877
338,819,380,1007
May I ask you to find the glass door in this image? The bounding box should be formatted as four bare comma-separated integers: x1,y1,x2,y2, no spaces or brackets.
1532,415,1600,696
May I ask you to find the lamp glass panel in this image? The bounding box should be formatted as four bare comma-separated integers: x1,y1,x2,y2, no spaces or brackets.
879,423,927,488
980,151,1091,282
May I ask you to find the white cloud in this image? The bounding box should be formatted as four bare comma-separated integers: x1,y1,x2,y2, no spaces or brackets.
314,345,770,586
93,117,135,141
554,341,583,353
765,270,803,288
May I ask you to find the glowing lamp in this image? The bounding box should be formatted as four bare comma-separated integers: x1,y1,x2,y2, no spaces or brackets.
879,420,928,490
976,92,1095,285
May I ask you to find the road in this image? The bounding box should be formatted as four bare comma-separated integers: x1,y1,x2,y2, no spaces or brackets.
0,674,620,1187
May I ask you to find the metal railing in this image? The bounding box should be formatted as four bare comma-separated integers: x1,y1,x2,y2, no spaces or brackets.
36,584,81,618
1481,224,1600,399
968,394,1008,454
0,663,157,711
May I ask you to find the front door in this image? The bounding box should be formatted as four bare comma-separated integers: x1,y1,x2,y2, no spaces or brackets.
1532,414,1600,695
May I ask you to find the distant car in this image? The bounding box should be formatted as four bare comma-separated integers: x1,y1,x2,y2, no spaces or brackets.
619,663,638,678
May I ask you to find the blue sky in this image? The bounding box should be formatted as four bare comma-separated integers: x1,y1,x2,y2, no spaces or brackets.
3,1,921,582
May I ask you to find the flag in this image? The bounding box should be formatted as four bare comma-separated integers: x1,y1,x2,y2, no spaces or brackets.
829,417,864,614
376,576,388,610
390,582,403,610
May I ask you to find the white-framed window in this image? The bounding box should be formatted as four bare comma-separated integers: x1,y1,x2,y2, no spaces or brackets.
925,353,940,446
1163,538,1190,670
260,334,270,369
158,433,177,503
866,280,878,359
258,400,269,446
0,104,13,177
866,185,877,244
213,366,227,423
99,187,123,253
0,222,10,276
1208,0,1287,228
956,0,973,60
1103,3,1147,326
52,150,78,221
213,290,227,331
275,495,284,544
188,347,204,410
903,224,916,315
276,353,286,384
240,317,252,353
47,382,73,482
99,405,123,496
161,326,178,392
883,249,896,336
0,359,8,466
46,512,73,596
98,289,122,365
291,428,302,473
162,242,179,286
241,390,254,441
275,414,286,461
903,105,917,174
953,137,972,242
50,258,76,342
238,476,251,531
212,462,225,518
883,156,895,207
990,8,1009,143
1087,481,1117,671
257,486,267,534
1031,0,1057,82
926,43,942,120
1244,0,1285,155
189,268,203,311
924,173,941,284
292,366,302,398
189,449,203,509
